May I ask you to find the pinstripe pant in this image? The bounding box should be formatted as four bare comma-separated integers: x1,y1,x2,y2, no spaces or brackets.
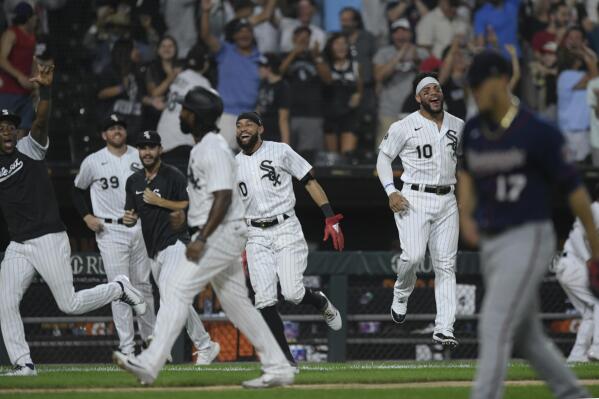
393,186,458,335
471,221,588,399
96,225,156,354
150,240,211,350
138,221,292,377
0,232,123,365
246,215,308,309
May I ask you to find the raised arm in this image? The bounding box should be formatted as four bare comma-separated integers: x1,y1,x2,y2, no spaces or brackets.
248,0,277,26
200,0,222,54
29,63,54,147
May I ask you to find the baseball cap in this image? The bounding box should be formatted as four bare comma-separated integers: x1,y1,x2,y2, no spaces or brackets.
390,18,410,32
136,130,161,146
467,50,512,89
541,41,557,54
102,114,127,131
0,109,21,127
13,2,34,20
186,44,209,70
237,111,263,126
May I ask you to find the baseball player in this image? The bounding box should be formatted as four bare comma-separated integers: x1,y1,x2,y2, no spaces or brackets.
113,87,296,388
72,115,156,357
556,184,599,362
0,65,145,376
235,111,344,365
119,130,220,365
460,50,599,399
376,72,463,348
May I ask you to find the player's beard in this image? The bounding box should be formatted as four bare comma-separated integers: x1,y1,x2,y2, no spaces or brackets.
236,132,260,152
142,155,158,169
180,119,193,134
421,99,443,115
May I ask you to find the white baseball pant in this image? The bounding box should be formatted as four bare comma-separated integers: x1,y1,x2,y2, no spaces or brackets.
138,220,292,377
0,232,123,365
96,225,156,354
150,240,211,350
393,185,458,335
555,253,599,359
245,215,308,309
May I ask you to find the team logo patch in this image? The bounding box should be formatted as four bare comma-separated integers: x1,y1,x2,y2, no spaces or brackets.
445,130,458,158
260,160,281,186
0,158,23,183
130,162,142,172
188,161,201,190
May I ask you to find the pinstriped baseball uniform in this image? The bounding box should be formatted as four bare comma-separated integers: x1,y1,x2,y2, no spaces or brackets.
555,202,599,361
379,110,463,336
74,146,156,354
137,133,292,377
235,141,312,308
0,135,123,366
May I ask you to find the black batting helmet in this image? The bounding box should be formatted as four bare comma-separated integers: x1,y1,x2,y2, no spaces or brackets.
177,86,223,128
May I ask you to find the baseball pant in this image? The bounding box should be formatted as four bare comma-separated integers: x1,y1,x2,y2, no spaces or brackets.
138,220,292,377
471,221,588,399
555,254,599,359
246,215,308,309
96,225,156,354
0,232,123,365
150,240,211,350
393,185,458,335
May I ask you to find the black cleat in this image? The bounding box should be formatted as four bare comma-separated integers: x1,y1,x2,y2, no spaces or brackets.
391,308,406,324
433,333,459,349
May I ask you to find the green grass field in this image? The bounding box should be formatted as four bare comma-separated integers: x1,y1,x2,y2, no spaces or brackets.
1,361,598,399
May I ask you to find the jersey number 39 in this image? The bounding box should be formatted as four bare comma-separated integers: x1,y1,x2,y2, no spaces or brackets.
496,174,526,202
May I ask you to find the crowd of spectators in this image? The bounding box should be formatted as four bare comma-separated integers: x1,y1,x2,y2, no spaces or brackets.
3,0,599,166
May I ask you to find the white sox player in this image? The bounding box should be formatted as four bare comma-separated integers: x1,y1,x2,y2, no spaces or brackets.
114,87,296,388
0,65,145,376
556,185,599,362
234,111,344,366
73,114,156,356
376,73,463,348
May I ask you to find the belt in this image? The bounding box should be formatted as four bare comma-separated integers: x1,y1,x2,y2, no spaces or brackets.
248,214,290,228
189,226,201,236
562,251,568,258
409,184,453,195
104,218,124,225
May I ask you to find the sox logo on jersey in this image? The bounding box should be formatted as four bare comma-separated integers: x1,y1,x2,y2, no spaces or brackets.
260,160,281,186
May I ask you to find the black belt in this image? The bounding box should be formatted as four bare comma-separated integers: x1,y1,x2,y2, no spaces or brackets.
189,226,200,236
410,184,453,195
104,218,124,225
562,252,568,258
249,214,290,228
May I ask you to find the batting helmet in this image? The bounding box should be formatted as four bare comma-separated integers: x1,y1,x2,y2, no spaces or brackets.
177,86,223,129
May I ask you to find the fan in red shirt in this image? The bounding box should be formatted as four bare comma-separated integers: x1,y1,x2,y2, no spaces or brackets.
531,2,571,55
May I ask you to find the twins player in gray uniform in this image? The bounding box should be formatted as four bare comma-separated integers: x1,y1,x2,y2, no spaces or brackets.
235,112,344,366
73,115,156,357
376,73,463,348
114,87,296,388
0,65,145,376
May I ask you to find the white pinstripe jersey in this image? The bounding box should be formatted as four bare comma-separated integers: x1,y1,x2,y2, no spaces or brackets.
563,202,599,261
186,132,244,227
379,111,464,186
235,141,312,219
74,146,142,220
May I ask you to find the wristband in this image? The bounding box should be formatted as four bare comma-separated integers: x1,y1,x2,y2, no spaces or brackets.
384,182,397,196
39,86,51,101
321,203,334,218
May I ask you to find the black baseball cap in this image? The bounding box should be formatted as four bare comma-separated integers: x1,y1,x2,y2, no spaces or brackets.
236,111,263,126
0,109,21,127
467,50,512,89
136,130,161,146
102,114,127,131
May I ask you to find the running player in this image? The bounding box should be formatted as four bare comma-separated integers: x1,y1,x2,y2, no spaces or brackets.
376,72,463,348
113,87,296,388
120,130,220,365
72,114,156,357
0,65,145,376
235,111,343,366
460,50,597,399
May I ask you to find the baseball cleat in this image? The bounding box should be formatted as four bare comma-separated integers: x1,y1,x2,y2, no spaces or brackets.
1,363,36,376
316,291,342,330
194,341,220,365
113,351,156,385
242,372,295,388
433,333,459,349
390,299,407,324
567,355,589,363
143,336,173,363
587,348,599,362
114,275,147,315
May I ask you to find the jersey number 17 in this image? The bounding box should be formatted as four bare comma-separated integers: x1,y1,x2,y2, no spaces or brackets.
496,174,526,202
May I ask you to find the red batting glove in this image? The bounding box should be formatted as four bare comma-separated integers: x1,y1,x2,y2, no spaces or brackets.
588,259,599,298
324,214,344,251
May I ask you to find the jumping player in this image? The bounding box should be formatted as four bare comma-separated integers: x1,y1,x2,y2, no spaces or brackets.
556,184,599,363
0,65,145,376
113,87,296,388
118,130,220,365
460,50,598,399
235,111,344,366
72,114,156,357
376,72,463,348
